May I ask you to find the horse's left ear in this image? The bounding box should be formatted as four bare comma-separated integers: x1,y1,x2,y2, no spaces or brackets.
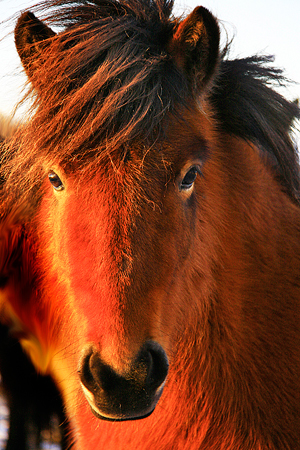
15,11,56,80
168,6,220,92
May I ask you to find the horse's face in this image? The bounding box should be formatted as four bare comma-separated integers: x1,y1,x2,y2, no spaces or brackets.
36,108,214,420
14,5,220,421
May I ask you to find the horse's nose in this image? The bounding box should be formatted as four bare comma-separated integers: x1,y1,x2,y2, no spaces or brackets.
79,341,169,421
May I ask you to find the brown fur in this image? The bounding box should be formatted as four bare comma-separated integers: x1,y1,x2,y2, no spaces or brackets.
0,1,300,448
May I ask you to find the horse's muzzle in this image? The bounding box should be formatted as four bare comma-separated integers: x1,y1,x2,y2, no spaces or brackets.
78,341,169,421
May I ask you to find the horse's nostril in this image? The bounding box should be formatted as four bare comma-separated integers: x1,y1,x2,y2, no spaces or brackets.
80,342,168,393
79,342,168,421
138,341,169,390
79,347,97,392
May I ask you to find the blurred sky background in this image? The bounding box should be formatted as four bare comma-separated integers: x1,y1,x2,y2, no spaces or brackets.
0,0,299,141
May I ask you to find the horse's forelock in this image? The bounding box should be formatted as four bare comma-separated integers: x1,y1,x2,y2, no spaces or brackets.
16,0,187,160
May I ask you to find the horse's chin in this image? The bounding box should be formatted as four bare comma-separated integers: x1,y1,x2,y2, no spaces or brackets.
81,382,164,422
89,404,155,422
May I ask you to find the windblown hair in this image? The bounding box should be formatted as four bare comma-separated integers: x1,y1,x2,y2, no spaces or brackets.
0,114,19,142
211,54,300,200
13,0,186,160
1,0,299,217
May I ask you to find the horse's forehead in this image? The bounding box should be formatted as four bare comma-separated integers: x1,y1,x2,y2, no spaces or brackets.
68,155,167,202
77,122,209,176
51,108,213,208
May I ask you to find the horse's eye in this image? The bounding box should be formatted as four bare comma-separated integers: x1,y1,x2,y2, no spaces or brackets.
180,167,200,191
48,171,64,191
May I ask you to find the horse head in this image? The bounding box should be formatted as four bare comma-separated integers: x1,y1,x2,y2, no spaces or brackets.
11,2,220,421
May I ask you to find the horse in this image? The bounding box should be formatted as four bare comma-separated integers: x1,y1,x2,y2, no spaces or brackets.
0,0,300,448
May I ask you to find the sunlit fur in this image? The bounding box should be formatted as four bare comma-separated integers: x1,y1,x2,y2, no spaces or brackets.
1,0,300,448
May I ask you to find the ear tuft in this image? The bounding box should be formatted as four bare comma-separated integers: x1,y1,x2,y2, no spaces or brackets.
168,6,220,92
15,11,56,79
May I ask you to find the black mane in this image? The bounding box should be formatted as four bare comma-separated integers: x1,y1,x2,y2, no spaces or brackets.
211,54,300,200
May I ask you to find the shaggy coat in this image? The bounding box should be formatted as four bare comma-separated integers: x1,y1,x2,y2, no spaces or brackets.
0,0,300,448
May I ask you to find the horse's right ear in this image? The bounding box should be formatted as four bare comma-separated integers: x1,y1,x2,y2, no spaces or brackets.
15,11,56,80
168,7,220,93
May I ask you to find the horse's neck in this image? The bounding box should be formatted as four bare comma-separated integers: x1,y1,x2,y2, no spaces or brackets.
171,138,300,448
195,163,300,449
